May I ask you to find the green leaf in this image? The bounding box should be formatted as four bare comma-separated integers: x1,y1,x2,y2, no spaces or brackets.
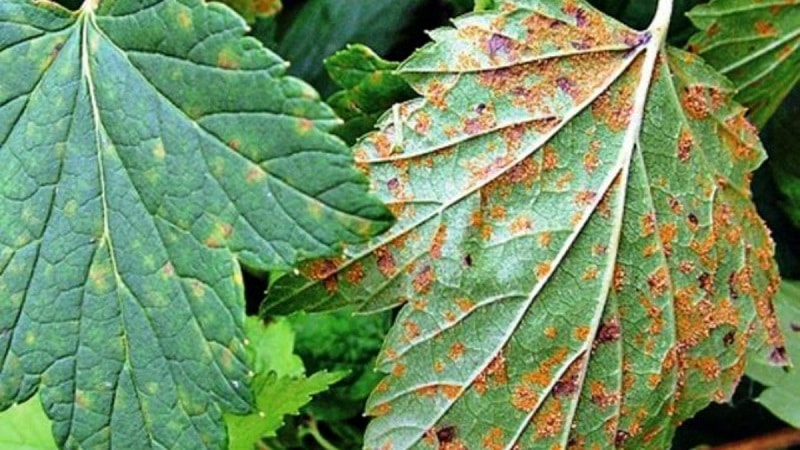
746,281,800,428
687,0,800,127
290,308,392,421
265,1,782,447
0,393,57,450
274,0,427,96
0,0,391,448
326,44,416,144
225,317,346,449
216,0,282,24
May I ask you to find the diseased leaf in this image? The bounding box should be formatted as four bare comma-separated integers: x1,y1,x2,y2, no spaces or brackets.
225,317,346,449
746,281,800,428
687,0,800,127
0,0,391,448
264,0,783,447
217,0,281,24
326,44,416,144
0,393,57,450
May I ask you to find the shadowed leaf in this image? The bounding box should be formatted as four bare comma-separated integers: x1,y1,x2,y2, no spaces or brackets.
217,0,281,24
265,0,782,448
0,0,391,447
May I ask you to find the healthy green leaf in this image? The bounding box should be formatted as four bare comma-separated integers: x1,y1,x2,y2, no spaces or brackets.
0,393,57,450
225,317,346,449
746,281,800,428
274,0,427,96
687,0,800,127
290,308,392,421
0,0,391,447
217,0,281,24
265,0,783,447
326,44,416,145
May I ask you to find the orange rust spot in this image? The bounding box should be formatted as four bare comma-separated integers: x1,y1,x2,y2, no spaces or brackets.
647,373,661,388
456,297,475,312
694,356,721,381
641,212,656,237
413,265,435,293
443,310,457,323
430,224,448,259
426,80,450,109
613,264,626,292
583,140,601,172
574,326,590,341
375,379,390,393
535,399,564,438
542,145,559,171
678,128,694,163
489,205,507,220
434,360,445,373
372,133,394,158
545,326,558,339
482,427,504,450
375,247,397,277
441,385,461,399
371,402,391,417
524,348,568,386
590,380,620,408
511,381,539,412
480,224,494,241
392,363,406,377
754,20,777,37
536,262,552,279
344,263,365,284
582,266,598,281
538,231,553,248
682,85,710,120
449,342,465,361
647,267,669,297
404,320,420,341
414,111,431,134
659,222,677,257
412,299,428,311
509,216,533,234
574,190,596,206
228,139,240,151
416,385,438,397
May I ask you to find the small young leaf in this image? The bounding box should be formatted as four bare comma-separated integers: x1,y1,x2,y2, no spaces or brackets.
225,317,346,449
687,0,800,127
746,281,800,428
326,44,416,144
265,0,782,447
0,0,391,448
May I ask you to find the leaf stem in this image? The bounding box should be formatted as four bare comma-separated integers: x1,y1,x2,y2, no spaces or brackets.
648,0,673,44
80,0,98,13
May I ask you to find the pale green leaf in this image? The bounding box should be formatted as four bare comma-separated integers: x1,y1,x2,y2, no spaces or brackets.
225,317,346,449
687,0,800,127
747,281,800,428
265,0,782,448
0,0,391,448
0,393,57,450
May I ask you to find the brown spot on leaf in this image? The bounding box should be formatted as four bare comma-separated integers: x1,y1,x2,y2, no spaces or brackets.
376,248,397,277
413,265,435,293
682,85,710,120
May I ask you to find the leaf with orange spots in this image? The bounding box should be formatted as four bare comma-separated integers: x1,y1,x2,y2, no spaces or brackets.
746,281,800,428
687,0,800,127
0,0,392,448
264,0,782,448
218,0,281,24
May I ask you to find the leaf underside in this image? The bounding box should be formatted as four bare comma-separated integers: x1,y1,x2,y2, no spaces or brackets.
687,0,800,127
0,0,390,448
265,0,782,448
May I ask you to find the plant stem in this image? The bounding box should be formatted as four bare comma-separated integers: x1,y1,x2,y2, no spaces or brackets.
303,418,340,450
648,0,673,44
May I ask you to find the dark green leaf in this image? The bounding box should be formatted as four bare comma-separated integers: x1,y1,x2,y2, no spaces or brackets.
290,308,392,421
325,44,416,144
0,0,391,447
265,1,782,447
274,0,427,96
687,0,800,127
